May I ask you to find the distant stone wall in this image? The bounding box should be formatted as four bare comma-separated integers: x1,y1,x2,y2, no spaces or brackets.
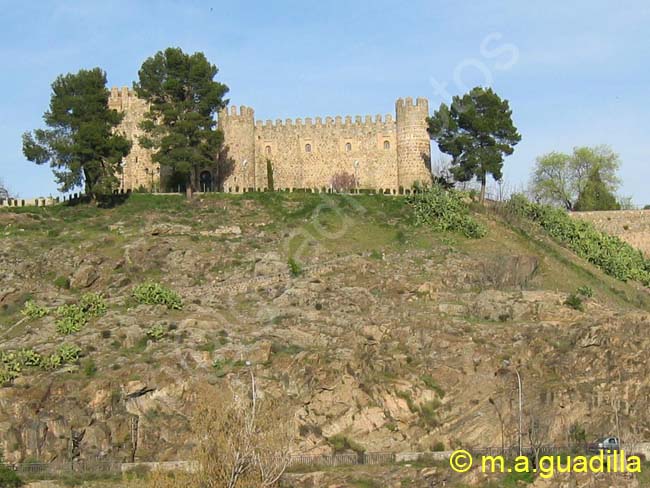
0,195,81,208
571,210,650,256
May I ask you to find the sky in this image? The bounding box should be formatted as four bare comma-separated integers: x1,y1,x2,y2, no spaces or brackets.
0,0,649,203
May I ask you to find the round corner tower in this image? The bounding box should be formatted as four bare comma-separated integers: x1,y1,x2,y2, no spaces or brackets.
218,105,256,191
395,97,432,189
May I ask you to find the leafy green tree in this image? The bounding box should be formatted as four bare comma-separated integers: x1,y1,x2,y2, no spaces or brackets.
573,169,621,211
134,47,229,191
427,86,521,202
530,145,621,209
22,68,131,198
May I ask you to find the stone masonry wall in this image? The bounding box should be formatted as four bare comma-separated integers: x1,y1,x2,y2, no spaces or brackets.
109,88,433,192
571,210,650,257
251,113,398,191
109,87,160,191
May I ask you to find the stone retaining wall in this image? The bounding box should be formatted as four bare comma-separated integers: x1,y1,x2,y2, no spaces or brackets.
571,210,650,256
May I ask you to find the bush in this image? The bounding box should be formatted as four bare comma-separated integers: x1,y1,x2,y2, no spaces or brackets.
83,358,97,377
133,282,183,310
146,324,167,342
407,185,487,238
330,172,358,192
21,300,49,319
55,304,87,335
0,349,44,385
53,276,70,289
576,285,594,298
506,195,650,285
288,258,302,277
0,464,23,487
564,293,584,311
42,344,82,370
79,292,107,317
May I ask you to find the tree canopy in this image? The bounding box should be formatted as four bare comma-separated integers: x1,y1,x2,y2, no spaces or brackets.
22,68,131,198
530,145,621,210
427,86,521,202
573,168,621,211
134,47,229,191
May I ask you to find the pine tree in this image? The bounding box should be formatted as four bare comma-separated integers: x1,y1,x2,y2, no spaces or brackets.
428,87,521,202
22,68,131,198
134,48,229,191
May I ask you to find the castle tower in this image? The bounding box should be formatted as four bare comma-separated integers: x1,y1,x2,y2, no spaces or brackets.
218,105,256,192
395,97,432,189
109,87,160,191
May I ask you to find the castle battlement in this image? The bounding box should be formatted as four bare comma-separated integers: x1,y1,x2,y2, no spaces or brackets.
109,89,433,193
251,113,395,132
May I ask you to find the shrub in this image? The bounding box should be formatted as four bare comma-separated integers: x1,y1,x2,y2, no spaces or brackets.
0,349,43,385
21,300,49,319
330,172,358,192
432,441,446,452
55,304,87,335
83,358,97,377
419,399,441,428
288,258,302,277
407,185,487,238
421,375,445,398
132,282,183,310
0,463,23,487
146,324,167,342
79,292,107,317
564,293,584,311
16,349,42,367
576,286,594,298
42,344,82,370
506,195,650,285
53,276,70,289
327,434,365,453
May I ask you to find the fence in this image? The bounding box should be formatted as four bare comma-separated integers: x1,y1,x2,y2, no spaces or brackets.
4,444,650,477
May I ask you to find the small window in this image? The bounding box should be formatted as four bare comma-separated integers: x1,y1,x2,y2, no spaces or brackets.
305,143,312,153
265,145,271,155
345,142,352,152
384,140,390,150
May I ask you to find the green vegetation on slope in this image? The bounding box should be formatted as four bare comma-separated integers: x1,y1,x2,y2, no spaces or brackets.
506,194,650,285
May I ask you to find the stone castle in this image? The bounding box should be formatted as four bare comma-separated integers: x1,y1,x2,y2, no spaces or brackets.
108,87,433,193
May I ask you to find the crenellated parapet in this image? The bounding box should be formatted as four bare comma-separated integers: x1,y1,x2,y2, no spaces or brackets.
252,113,395,132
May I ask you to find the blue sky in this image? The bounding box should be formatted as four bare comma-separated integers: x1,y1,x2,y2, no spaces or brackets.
1,0,649,203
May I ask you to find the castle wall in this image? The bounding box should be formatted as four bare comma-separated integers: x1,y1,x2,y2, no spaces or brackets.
109,87,160,191
251,114,398,191
110,87,433,193
571,210,650,257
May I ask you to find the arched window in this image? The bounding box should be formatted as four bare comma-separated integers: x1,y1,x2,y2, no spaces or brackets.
384,140,390,150
305,143,312,153
345,142,352,152
265,145,271,155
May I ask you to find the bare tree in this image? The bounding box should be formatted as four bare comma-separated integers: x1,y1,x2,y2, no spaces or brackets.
148,379,293,488
526,408,553,468
330,172,357,192
0,178,10,199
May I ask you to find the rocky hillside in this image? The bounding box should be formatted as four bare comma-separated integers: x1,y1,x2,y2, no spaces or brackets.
1,192,650,469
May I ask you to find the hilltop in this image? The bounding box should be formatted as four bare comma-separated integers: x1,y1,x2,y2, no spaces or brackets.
1,192,650,487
